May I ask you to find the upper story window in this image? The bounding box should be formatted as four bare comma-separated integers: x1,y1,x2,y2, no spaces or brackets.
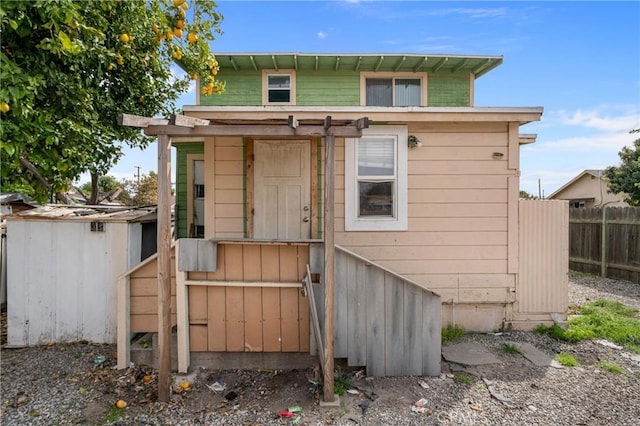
263,70,296,105
363,74,425,106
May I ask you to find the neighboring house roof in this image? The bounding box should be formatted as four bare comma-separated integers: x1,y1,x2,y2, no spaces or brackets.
547,170,604,199
213,52,503,78
5,205,157,223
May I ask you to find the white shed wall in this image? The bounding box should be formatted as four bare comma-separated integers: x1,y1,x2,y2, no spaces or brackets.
7,219,130,345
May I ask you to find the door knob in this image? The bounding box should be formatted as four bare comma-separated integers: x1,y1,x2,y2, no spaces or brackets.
303,217,310,222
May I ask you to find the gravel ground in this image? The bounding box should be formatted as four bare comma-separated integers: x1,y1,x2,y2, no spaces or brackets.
1,272,639,425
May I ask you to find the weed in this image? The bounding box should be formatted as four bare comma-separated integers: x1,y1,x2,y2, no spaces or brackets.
453,373,474,384
534,299,640,353
596,361,625,374
333,368,354,396
103,406,122,423
502,343,520,354
555,352,579,367
442,324,465,343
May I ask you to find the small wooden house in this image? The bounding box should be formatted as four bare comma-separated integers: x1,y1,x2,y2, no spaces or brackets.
117,53,568,380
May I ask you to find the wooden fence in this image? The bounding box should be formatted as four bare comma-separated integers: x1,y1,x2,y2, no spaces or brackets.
569,207,640,283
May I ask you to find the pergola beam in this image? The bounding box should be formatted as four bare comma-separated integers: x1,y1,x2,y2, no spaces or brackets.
144,123,365,138
169,114,210,128
117,113,169,127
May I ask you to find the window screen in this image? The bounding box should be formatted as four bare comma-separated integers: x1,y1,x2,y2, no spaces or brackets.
267,75,291,103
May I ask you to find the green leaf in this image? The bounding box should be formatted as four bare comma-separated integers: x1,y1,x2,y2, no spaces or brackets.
2,142,16,156
9,19,18,30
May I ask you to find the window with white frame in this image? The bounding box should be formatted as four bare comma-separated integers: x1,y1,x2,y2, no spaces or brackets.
263,70,295,105
345,126,408,231
365,78,421,106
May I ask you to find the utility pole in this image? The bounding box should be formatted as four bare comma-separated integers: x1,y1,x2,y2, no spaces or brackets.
135,166,141,188
538,178,542,199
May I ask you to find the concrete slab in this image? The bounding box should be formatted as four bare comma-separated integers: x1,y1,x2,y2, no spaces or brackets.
510,342,554,367
441,342,501,366
319,395,341,408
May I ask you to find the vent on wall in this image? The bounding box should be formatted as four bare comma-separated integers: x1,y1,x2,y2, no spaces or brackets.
90,222,105,232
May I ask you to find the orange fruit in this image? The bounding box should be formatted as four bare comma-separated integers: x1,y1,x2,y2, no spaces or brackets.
142,375,152,383
172,49,182,60
119,33,130,43
172,0,185,6
152,24,159,33
180,381,190,389
0,102,9,113
173,28,183,38
187,33,198,44
176,20,185,29
181,2,188,10
115,400,127,409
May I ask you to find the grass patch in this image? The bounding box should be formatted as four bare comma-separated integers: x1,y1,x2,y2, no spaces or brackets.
453,373,474,384
597,360,625,374
333,368,354,396
442,324,465,343
555,352,579,367
502,343,520,354
535,299,640,353
102,406,122,423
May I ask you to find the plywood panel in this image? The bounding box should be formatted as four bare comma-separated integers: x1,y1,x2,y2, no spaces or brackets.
334,251,349,358
130,277,157,296
242,245,262,281
279,245,299,281
366,266,386,376
207,287,226,351
262,287,282,351
225,287,245,351
188,286,208,322
261,245,280,281
243,287,263,351
131,314,177,332
189,325,208,352
297,246,309,280
403,283,423,375
280,287,300,352
207,245,226,280
130,296,176,315
384,275,404,376
347,260,367,366
224,244,244,281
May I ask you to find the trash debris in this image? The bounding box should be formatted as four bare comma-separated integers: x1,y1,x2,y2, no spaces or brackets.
482,378,518,408
596,339,623,350
288,406,303,413
292,415,302,424
224,391,238,401
469,404,483,412
207,380,226,392
358,400,370,416
93,355,106,364
411,397,429,413
418,380,429,389
279,411,293,417
347,389,360,395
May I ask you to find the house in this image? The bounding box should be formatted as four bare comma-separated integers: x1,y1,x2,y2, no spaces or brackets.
5,205,157,346
547,169,629,208
116,53,567,385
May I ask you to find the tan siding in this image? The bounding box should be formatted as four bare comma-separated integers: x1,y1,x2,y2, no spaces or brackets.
410,146,508,161
409,160,508,175
408,175,507,189
409,188,507,203
408,203,506,218
338,231,507,246
353,245,507,261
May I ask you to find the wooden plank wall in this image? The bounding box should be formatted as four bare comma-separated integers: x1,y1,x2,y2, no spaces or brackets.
129,246,177,332
569,207,640,283
335,123,515,307
187,243,310,352
333,246,441,376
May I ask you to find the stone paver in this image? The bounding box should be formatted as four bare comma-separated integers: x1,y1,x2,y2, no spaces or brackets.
441,342,501,366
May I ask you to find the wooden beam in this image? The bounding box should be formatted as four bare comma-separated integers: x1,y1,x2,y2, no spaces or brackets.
351,117,369,130
271,55,278,71
169,114,210,128
293,54,298,71
413,56,429,72
433,57,448,73
229,56,239,71
157,134,172,402
374,55,384,71
249,55,258,71
323,116,332,130
322,133,336,403
354,56,362,72
144,124,363,138
335,56,340,71
393,56,406,72
118,113,169,127
452,58,468,73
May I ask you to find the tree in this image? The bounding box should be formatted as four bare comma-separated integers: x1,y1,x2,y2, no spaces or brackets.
519,190,535,199
0,0,223,203
122,171,159,206
78,175,131,205
604,130,640,206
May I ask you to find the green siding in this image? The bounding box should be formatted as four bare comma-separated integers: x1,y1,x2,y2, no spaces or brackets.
201,71,262,106
202,70,471,107
428,74,470,106
297,71,360,106
175,142,204,238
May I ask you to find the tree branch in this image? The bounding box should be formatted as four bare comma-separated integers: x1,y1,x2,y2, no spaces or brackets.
19,156,70,204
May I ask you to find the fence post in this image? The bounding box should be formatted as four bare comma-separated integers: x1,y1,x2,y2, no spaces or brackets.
600,207,608,278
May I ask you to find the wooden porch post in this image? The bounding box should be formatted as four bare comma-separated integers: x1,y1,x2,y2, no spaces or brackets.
323,131,336,402
157,134,172,403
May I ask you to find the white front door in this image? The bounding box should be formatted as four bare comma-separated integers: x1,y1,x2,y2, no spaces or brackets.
254,140,311,239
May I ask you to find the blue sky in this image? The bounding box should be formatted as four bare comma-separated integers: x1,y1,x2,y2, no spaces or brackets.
107,0,640,197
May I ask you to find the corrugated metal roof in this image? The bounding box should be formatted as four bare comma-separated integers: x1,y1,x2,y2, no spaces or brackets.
5,205,157,222
213,53,503,78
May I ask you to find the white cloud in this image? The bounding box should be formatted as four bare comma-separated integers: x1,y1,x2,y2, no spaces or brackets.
527,131,634,154
317,31,328,39
556,107,639,132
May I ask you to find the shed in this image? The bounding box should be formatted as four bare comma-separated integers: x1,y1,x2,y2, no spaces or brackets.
6,205,157,346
